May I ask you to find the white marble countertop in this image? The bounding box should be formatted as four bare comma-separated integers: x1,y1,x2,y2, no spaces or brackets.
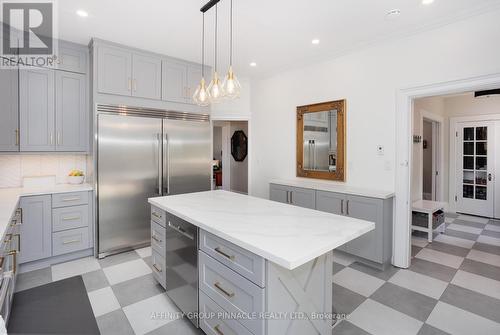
270,178,394,199
149,190,375,270
0,183,93,239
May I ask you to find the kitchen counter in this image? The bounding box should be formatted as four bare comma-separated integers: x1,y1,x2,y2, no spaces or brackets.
0,183,93,239
149,190,374,270
270,178,394,199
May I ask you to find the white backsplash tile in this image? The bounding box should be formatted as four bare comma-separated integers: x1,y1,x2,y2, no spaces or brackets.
0,154,88,188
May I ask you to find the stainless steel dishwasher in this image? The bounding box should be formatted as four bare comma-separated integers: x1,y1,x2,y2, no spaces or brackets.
165,213,199,327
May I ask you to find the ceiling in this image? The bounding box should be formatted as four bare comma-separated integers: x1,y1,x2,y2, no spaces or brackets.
57,0,500,79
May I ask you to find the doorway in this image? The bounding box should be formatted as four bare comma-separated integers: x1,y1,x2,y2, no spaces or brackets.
212,120,249,194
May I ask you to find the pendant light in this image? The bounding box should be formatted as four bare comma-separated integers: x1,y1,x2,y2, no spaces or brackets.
193,13,210,106
222,0,241,99
207,3,224,103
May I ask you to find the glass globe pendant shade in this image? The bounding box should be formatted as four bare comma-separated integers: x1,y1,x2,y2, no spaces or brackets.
208,71,224,103
193,77,210,107
222,66,241,99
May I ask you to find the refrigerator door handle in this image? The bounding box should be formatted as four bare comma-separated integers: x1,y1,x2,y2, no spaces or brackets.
163,133,170,195
157,133,162,195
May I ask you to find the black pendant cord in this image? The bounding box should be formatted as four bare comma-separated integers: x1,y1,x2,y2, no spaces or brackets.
214,4,218,73
201,13,205,78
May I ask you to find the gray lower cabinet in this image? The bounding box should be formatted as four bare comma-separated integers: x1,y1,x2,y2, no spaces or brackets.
19,191,93,266
19,195,52,263
19,67,55,151
0,66,19,151
55,71,87,151
97,44,132,96
271,183,393,268
269,184,316,209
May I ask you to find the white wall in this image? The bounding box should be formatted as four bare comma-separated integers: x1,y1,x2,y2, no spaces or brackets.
211,78,251,120
250,10,500,199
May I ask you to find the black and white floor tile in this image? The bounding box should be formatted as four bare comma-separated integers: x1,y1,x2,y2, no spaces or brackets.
15,214,500,335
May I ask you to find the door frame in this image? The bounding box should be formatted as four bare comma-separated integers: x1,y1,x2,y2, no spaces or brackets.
420,112,444,201
449,115,500,214
395,72,500,269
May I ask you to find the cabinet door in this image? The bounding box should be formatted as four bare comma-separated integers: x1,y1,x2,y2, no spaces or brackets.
162,59,187,103
343,195,383,263
19,67,55,151
19,195,52,263
132,53,162,100
316,190,345,216
0,66,19,151
55,71,88,151
290,186,316,209
97,45,132,96
269,184,290,204
57,42,87,73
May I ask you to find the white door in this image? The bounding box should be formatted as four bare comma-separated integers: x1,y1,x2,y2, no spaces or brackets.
456,122,495,217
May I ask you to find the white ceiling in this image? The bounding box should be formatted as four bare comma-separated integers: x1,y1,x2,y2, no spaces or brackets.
57,0,500,78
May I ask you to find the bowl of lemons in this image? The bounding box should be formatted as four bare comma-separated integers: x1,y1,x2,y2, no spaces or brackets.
67,169,85,184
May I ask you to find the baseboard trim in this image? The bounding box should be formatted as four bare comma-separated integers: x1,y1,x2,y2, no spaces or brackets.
19,248,94,274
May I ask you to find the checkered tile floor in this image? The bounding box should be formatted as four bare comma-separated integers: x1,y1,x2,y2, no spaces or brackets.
15,213,500,335
332,213,500,335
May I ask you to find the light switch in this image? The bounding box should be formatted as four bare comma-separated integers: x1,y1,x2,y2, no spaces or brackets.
377,145,384,156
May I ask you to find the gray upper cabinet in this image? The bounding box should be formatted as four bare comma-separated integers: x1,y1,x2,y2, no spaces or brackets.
57,42,88,73
19,195,52,264
132,53,162,99
97,45,132,96
19,67,55,151
162,59,187,103
55,71,87,151
0,66,19,151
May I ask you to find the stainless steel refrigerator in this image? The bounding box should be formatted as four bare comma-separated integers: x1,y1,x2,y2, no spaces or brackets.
96,105,211,258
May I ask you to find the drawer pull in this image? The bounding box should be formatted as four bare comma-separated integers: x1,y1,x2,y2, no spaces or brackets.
61,197,80,202
16,208,22,223
62,216,80,221
214,247,235,261
152,212,162,219
0,257,4,271
152,264,162,273
214,324,224,335
7,250,17,274
152,235,162,243
10,219,18,227
4,234,12,243
214,282,235,298
14,234,20,252
62,239,81,245
167,222,194,240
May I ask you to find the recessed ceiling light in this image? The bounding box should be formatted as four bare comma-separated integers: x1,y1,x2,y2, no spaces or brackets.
422,0,435,5
249,62,257,67
311,39,320,45
386,9,401,19
76,9,88,17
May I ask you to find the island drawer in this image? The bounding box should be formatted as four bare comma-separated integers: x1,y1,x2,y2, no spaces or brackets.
52,191,89,208
151,221,166,254
52,205,89,232
151,250,166,289
52,227,89,256
199,291,253,335
151,206,166,227
200,230,265,287
199,251,265,335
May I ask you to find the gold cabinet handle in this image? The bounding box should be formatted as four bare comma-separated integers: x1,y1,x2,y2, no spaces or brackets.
133,79,137,91
61,197,80,202
57,132,61,145
152,211,162,219
152,263,162,273
4,234,12,243
152,235,162,243
0,257,4,271
7,250,17,274
10,219,18,227
16,208,22,223
62,216,80,221
62,239,80,245
214,247,235,261
214,324,224,335
50,133,53,145
14,234,20,252
214,282,235,298
15,129,19,146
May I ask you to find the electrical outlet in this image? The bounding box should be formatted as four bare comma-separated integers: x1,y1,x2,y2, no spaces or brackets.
377,145,384,156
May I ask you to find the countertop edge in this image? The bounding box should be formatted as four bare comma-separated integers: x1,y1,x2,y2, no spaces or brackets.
148,197,375,270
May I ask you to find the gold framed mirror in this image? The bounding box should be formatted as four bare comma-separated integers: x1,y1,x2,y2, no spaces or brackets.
296,100,346,181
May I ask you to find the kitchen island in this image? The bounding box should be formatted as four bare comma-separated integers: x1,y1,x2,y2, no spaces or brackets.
149,190,374,335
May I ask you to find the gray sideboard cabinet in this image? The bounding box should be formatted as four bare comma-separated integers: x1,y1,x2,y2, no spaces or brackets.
0,66,19,151
270,183,393,269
